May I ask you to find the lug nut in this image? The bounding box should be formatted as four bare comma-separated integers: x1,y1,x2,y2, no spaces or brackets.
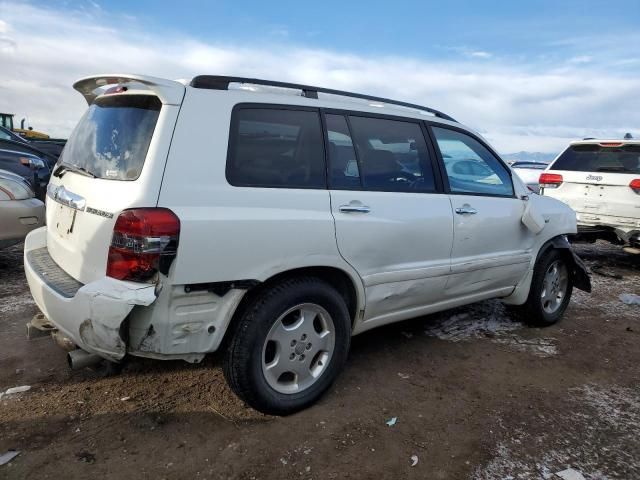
289,353,295,360
301,334,307,341
306,343,312,350
290,340,297,347
299,354,305,361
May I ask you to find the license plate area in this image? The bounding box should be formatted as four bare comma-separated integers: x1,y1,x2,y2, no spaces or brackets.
54,203,77,237
582,184,605,211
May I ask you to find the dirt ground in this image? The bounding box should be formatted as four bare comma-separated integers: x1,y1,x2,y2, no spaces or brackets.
1,242,639,480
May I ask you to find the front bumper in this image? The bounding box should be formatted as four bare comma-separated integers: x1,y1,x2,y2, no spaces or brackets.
23,227,156,361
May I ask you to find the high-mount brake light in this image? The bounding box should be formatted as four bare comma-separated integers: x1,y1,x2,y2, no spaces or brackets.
104,85,128,95
106,208,180,282
630,179,640,194
539,173,563,189
599,142,623,147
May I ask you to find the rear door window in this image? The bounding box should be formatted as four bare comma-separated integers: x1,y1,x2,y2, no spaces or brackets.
345,116,436,192
59,95,161,180
325,114,361,189
431,126,513,197
227,108,325,188
551,144,640,174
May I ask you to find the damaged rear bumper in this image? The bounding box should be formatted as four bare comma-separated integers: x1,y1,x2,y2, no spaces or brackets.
23,227,156,361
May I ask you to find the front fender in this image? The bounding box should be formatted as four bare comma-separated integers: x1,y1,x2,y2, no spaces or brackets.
503,235,591,305
540,236,592,293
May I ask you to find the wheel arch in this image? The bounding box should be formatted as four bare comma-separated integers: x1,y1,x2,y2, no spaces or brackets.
537,236,591,293
220,265,364,347
503,234,591,305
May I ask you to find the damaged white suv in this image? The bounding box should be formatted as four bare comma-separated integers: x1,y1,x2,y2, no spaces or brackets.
24,74,590,414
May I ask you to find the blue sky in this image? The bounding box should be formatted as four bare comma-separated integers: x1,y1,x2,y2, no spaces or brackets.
44,0,640,65
1,0,639,152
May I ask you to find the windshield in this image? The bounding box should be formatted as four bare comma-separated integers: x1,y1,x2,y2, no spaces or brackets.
551,144,640,174
59,95,161,180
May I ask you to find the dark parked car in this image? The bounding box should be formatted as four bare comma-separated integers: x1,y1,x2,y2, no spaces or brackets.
0,147,50,200
0,126,63,166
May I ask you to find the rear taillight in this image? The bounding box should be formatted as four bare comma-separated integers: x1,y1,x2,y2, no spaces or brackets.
539,173,563,189
106,208,180,282
630,179,640,194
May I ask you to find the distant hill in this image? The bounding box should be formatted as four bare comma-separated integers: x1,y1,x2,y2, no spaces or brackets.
501,151,557,163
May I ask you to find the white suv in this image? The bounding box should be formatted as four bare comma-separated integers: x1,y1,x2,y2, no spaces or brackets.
24,74,590,414
540,138,640,251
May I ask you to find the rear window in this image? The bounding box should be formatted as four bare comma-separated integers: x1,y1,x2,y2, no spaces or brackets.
551,144,640,174
226,108,325,189
59,95,161,180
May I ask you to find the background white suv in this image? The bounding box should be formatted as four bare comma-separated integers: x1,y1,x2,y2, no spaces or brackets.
540,138,640,251
24,74,590,414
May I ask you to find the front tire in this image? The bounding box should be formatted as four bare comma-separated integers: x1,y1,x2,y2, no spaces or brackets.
515,249,574,327
223,277,351,415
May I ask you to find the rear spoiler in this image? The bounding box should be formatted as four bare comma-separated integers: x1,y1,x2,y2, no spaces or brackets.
73,74,185,106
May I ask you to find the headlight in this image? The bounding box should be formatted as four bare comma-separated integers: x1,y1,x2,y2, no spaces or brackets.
19,156,46,170
0,177,35,200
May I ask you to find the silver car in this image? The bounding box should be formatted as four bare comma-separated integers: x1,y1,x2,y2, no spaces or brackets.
0,169,45,249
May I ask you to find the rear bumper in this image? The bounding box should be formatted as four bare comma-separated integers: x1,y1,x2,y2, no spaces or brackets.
23,227,156,361
576,212,640,233
575,222,640,245
0,198,45,248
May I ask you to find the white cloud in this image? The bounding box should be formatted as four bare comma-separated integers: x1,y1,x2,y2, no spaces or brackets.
0,2,639,153
569,55,593,64
469,51,492,59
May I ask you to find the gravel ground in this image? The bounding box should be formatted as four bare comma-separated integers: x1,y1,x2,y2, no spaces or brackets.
0,242,639,479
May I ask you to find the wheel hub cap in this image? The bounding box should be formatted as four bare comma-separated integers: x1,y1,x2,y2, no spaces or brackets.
262,303,335,394
541,260,569,314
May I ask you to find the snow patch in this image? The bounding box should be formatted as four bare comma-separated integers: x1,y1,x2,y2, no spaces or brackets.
423,301,557,357
474,384,640,479
0,292,35,314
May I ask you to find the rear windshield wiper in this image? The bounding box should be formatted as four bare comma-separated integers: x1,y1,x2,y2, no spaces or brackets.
53,163,97,178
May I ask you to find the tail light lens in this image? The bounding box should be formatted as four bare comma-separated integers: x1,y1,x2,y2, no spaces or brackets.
106,208,180,282
630,179,640,194
539,173,563,189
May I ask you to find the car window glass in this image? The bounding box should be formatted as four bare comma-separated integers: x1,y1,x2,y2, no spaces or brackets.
551,144,640,174
431,127,513,196
227,108,325,188
347,116,436,192
325,114,361,189
59,95,161,181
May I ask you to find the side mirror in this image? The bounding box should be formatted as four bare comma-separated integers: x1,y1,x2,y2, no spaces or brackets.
521,199,546,234
20,157,45,170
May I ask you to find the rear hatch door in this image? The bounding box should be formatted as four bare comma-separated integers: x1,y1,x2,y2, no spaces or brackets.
547,143,640,222
46,76,184,284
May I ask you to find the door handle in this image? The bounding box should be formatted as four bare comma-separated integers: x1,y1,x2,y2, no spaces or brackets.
339,204,371,213
455,206,477,215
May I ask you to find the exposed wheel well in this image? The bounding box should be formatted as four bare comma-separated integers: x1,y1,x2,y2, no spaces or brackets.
536,235,591,293
537,237,573,265
221,267,360,347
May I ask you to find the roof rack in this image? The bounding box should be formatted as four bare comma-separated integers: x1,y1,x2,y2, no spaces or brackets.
190,75,457,123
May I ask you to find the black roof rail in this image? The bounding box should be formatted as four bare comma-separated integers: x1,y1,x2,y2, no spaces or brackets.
190,75,457,123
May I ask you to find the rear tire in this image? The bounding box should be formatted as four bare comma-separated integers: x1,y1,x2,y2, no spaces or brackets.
223,277,351,415
513,249,573,327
